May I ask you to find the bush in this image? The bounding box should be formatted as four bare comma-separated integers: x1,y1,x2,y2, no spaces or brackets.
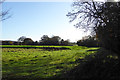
77,36,98,47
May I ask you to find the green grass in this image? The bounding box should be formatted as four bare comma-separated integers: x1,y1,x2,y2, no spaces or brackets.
1,45,86,49
60,48,120,79
2,46,99,79
1,45,71,47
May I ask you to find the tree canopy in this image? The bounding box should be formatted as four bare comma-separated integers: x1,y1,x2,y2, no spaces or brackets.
23,38,34,45
67,0,120,53
77,36,98,47
18,36,26,42
40,35,70,46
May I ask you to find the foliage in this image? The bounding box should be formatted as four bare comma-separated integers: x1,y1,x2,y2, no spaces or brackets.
23,38,34,45
60,39,70,46
95,2,120,54
40,35,70,46
67,0,120,54
2,35,72,46
18,36,26,42
2,41,14,45
77,36,98,47
60,48,120,79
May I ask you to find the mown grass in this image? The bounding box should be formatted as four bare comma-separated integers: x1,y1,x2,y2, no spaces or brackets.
1,45,87,50
2,46,98,79
1,45,71,48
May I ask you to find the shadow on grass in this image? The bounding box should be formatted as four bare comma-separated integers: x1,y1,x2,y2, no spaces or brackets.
2,48,120,80
56,48,120,79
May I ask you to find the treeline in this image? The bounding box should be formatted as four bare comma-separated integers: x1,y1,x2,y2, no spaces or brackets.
2,35,99,47
2,35,74,46
77,36,98,47
39,35,70,46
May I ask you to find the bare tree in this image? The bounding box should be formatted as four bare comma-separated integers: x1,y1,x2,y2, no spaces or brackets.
0,0,11,21
67,0,120,53
67,0,108,34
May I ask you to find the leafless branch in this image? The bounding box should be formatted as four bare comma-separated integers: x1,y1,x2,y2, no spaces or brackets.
0,0,11,21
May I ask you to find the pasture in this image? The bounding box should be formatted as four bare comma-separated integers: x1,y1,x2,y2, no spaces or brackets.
1,45,99,79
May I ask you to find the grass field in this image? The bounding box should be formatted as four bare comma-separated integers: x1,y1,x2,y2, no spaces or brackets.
1,45,99,79
1,45,79,48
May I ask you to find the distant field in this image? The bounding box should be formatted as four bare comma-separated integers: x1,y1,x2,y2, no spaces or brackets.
1,45,88,50
1,45,82,47
2,45,99,79
1,45,64,48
